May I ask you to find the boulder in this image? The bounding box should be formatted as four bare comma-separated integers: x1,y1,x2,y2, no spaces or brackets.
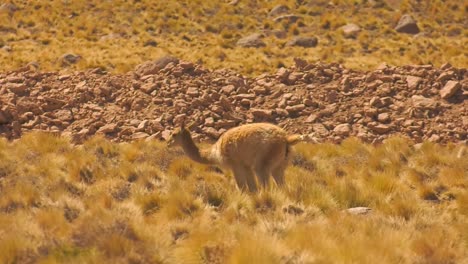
341,23,361,38
236,33,266,48
440,80,460,99
395,14,420,34
286,36,318,48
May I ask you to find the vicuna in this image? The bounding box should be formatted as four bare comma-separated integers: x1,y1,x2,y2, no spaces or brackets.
167,122,317,192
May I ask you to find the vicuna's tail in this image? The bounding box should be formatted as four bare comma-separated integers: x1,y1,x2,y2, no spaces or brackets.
287,133,321,145
286,135,304,145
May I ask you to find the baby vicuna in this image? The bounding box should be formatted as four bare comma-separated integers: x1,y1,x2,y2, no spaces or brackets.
167,122,316,192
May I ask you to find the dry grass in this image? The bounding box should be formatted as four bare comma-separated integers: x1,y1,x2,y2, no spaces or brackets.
0,132,466,263
0,0,466,75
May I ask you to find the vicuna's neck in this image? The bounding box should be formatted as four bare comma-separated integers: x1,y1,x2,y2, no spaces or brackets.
181,132,215,165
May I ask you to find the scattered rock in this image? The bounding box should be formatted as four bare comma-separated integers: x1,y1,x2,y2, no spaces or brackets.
5,83,27,95
0,60,465,144
273,14,301,24
61,53,82,66
346,207,371,215
395,14,420,34
251,108,273,119
305,113,318,123
440,80,460,99
286,36,318,48
236,33,266,48
97,123,118,134
406,76,422,89
369,124,391,134
377,113,391,123
341,23,361,38
269,5,289,17
134,55,179,76
333,123,351,136
285,104,305,114
411,95,437,109
131,132,150,140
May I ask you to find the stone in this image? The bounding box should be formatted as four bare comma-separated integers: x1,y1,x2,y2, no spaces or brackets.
236,93,256,100
236,33,266,48
131,132,150,140
252,86,268,95
406,75,422,89
251,108,273,119
305,113,318,123
97,123,118,134
186,87,199,97
411,95,437,108
312,123,329,136
276,67,290,81
275,108,289,117
341,23,361,38
377,113,391,123
221,85,236,94
137,120,149,130
269,5,289,17
61,53,82,66
5,83,27,95
203,127,220,138
436,72,455,83
179,61,194,70
140,83,158,94
440,81,460,99
204,117,215,126
273,14,301,24
161,129,172,140
395,14,420,34
333,123,351,136
285,104,305,114
370,124,391,134
346,207,371,215
41,97,66,112
55,109,73,121
134,55,179,76
428,134,441,142
369,97,383,108
240,99,251,107
286,36,318,48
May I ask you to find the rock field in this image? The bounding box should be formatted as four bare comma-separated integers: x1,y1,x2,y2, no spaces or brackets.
0,57,466,144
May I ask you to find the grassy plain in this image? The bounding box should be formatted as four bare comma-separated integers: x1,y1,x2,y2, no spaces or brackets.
0,132,466,263
0,0,466,75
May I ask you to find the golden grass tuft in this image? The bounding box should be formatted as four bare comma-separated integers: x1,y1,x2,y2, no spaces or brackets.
0,133,466,262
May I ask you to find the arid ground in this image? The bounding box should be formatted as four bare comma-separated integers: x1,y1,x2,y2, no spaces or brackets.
0,0,467,263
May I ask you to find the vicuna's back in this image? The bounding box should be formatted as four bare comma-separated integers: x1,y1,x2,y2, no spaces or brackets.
215,123,289,166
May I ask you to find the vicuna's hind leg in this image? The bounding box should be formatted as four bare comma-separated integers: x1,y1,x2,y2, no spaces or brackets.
255,164,271,188
272,160,287,187
232,164,257,192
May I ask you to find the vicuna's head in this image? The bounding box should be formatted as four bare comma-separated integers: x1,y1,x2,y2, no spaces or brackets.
167,124,190,147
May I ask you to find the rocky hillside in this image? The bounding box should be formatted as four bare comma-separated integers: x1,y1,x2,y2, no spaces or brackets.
0,57,466,144
0,57,468,142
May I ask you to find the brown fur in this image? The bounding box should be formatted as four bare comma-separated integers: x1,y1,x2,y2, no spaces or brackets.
167,123,314,192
